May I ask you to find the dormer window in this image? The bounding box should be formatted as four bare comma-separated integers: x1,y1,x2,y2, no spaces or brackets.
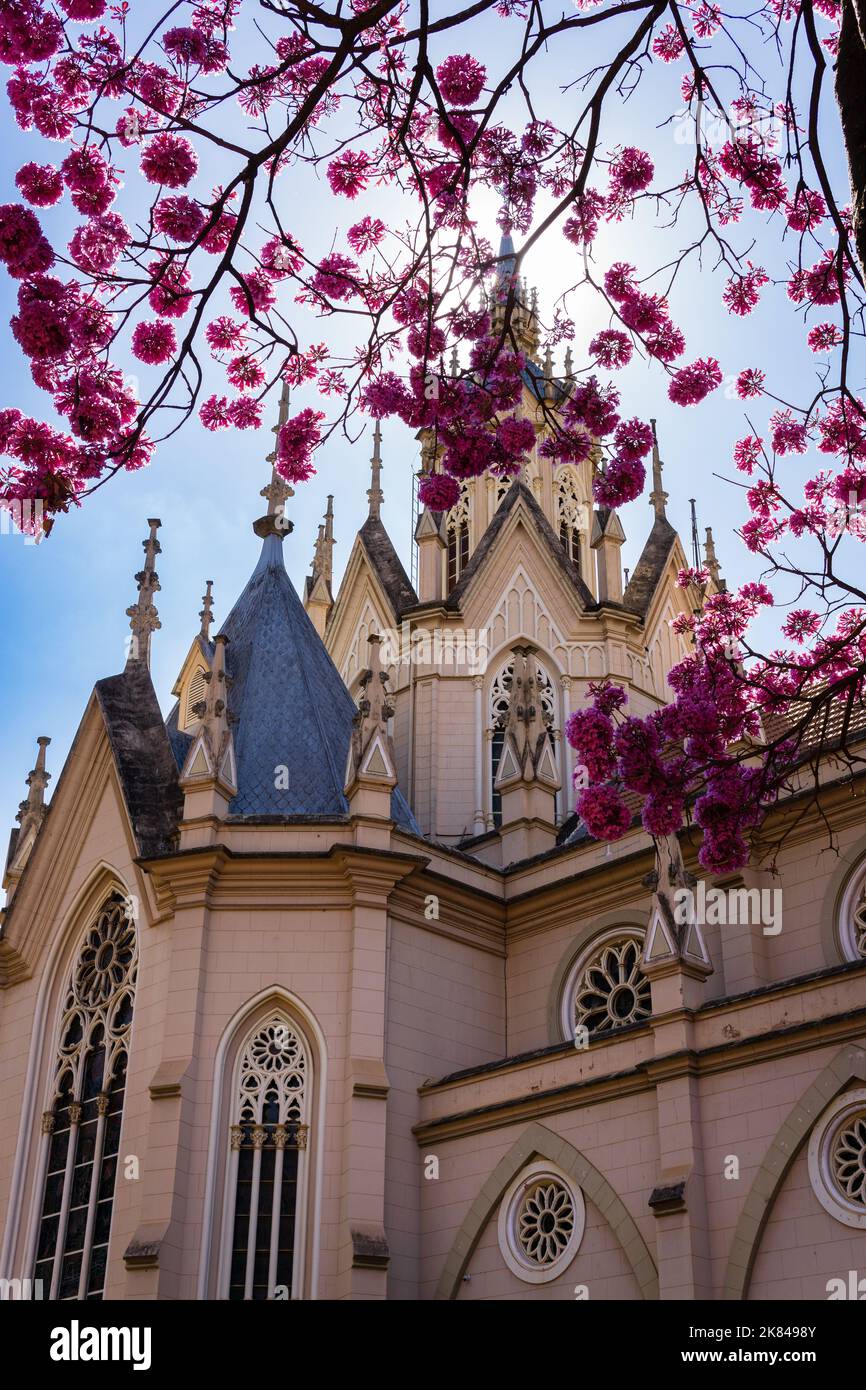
184,666,209,729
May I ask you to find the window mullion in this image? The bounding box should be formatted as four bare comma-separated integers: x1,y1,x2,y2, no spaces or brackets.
266,1125,287,1298
243,1125,266,1300
49,1100,82,1301
76,1091,110,1298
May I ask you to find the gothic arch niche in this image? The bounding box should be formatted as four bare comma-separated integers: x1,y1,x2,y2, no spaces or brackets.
203,994,324,1301
487,647,558,828
29,890,138,1300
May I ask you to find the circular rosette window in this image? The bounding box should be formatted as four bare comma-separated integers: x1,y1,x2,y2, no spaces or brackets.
561,929,651,1041
73,897,136,1009
808,1090,866,1229
498,1161,585,1285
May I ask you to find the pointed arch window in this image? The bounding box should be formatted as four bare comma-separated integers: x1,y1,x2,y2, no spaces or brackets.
446,484,470,591
489,656,556,827
555,467,587,575
220,1016,310,1300
32,893,136,1300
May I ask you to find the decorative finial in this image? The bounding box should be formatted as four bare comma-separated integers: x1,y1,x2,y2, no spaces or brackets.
344,633,398,794
179,633,237,797
704,526,723,587
450,345,459,379
255,379,294,539
648,419,668,522
125,519,161,668
564,345,574,381
689,498,701,571
16,735,51,836
493,645,560,793
199,580,214,641
367,420,384,520
542,342,554,401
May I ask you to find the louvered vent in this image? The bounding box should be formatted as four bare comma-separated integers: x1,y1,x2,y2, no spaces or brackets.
184,666,209,728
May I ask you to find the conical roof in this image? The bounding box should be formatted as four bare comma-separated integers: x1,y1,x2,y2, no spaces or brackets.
168,532,418,828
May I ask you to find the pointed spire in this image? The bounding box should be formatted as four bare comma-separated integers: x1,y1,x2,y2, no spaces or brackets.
199,579,214,641
367,420,384,520
564,345,574,382
16,735,51,842
449,345,459,378
641,834,713,987
704,526,723,587
125,518,161,668
256,378,294,539
648,419,668,522
322,494,335,584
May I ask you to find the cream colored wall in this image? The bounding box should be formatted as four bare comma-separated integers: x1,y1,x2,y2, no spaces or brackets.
384,918,505,1299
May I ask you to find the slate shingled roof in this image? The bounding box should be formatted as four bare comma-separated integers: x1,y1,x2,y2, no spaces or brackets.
167,532,419,830
622,515,680,618
96,663,185,857
358,514,418,617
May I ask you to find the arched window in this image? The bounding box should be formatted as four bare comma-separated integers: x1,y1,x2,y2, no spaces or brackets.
33,893,137,1300
220,1015,310,1300
446,484,470,591
489,655,556,827
555,467,587,575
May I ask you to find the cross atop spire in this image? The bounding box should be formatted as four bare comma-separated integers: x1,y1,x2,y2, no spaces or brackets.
368,420,384,520
199,579,214,641
649,419,668,522
125,519,162,669
256,379,294,539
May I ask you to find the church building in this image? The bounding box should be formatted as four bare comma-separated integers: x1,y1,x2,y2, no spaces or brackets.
2,241,866,1301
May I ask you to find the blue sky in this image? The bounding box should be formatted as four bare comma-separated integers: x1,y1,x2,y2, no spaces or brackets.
0,2,856,834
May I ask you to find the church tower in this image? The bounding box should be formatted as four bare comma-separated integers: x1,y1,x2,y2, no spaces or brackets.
323,233,715,857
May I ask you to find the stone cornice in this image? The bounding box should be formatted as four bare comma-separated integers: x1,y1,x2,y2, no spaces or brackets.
414,1004,866,1145
136,841,427,913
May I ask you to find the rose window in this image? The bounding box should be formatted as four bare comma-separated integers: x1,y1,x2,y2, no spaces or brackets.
808,1090,866,1229
248,1020,303,1073
73,898,136,1008
571,935,651,1036
498,1161,585,1284
516,1179,575,1266
831,1111,866,1208
852,886,866,959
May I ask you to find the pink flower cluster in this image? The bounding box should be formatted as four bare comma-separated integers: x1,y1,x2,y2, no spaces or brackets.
276,407,325,481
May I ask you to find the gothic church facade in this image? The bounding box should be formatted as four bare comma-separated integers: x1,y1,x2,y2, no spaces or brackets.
2,244,866,1301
